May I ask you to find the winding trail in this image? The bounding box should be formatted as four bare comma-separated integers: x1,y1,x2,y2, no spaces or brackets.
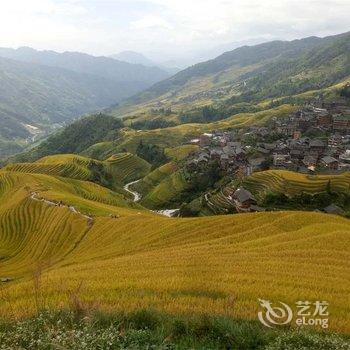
30,192,94,226
123,179,142,202
123,180,179,217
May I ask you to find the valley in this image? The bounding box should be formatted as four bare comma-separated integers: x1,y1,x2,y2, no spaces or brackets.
0,169,349,336
0,48,170,158
0,29,350,349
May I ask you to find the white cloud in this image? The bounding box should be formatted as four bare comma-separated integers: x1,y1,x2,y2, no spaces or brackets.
131,15,173,30
0,0,349,61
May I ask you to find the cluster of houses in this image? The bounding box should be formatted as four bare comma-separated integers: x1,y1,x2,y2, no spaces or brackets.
187,99,350,178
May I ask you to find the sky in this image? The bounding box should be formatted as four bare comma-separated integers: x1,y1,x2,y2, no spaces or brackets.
0,0,349,66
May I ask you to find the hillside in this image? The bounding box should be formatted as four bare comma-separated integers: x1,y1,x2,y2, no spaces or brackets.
111,51,180,75
243,170,350,199
7,114,124,163
4,153,151,191
111,51,158,67
0,48,170,158
186,170,350,217
0,58,136,158
8,104,293,165
113,31,350,121
0,170,349,335
242,170,350,215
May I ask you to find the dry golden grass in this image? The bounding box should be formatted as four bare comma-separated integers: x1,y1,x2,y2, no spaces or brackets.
0,170,349,333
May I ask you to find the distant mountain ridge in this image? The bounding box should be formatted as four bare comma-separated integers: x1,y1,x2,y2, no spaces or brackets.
0,47,171,157
111,50,180,75
0,46,169,84
111,51,157,67
123,31,350,108
0,56,140,137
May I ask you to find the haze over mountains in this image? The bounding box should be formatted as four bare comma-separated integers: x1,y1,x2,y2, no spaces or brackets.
0,47,170,156
111,50,180,75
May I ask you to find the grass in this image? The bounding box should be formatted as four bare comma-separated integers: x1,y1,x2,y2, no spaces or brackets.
104,152,151,184
0,169,349,337
1,309,349,349
0,171,145,279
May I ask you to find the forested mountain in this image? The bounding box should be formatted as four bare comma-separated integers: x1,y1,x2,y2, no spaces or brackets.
117,31,349,118
0,56,140,154
0,48,170,157
10,114,124,163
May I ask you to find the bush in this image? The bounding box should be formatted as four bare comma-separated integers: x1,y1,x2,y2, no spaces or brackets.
1,311,349,350
264,331,350,350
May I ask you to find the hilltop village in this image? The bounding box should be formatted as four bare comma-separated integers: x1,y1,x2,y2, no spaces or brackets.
187,98,350,175
184,96,350,214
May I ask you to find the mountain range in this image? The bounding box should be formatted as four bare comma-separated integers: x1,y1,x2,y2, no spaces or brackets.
1,31,349,159
111,50,180,75
0,47,170,156
1,30,350,347
116,31,349,120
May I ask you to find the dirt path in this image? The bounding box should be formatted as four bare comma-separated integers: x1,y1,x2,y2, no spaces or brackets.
30,192,94,226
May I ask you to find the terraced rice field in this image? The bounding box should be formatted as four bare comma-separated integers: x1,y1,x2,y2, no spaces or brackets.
165,144,199,161
84,106,296,156
133,162,178,195
0,170,349,334
4,154,94,181
4,153,151,187
204,189,235,215
105,152,151,184
243,170,350,200
140,170,190,209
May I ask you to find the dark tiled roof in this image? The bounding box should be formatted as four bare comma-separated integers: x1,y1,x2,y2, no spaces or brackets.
234,187,256,203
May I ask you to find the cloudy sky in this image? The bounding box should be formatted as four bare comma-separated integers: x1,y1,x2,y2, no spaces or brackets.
0,0,349,65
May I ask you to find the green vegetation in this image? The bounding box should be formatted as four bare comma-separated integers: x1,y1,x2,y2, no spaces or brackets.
6,104,295,166
136,141,169,168
113,32,350,125
10,114,123,163
165,144,199,161
131,118,177,130
138,160,222,210
242,170,350,199
140,169,190,209
104,152,151,184
0,46,171,157
132,161,178,195
0,58,128,147
1,310,349,350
